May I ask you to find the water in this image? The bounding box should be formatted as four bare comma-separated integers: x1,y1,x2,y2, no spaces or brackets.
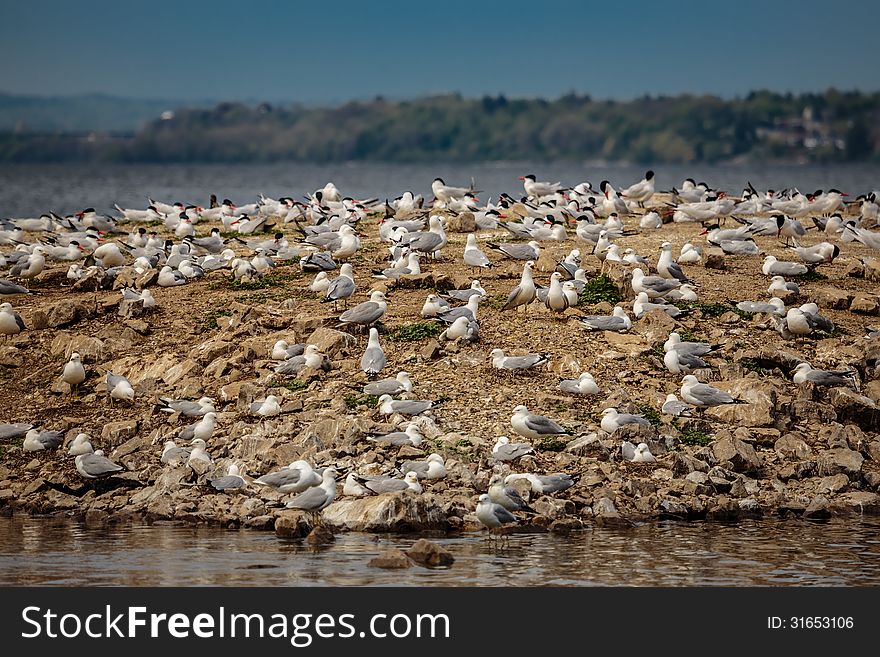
1,161,879,219
1,515,879,586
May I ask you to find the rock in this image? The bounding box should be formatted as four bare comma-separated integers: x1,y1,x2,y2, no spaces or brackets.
814,287,853,310
101,420,139,446
819,474,850,494
803,496,831,520
634,309,677,344
828,388,880,432
84,508,109,526
445,212,476,233
710,380,781,428
774,433,812,460
704,251,726,270
50,333,104,362
711,436,761,474
368,549,412,569
40,300,95,328
405,539,454,567
118,298,145,319
274,510,312,538
828,491,880,515
322,493,448,532
306,525,335,545
306,328,357,358
136,270,159,289
603,331,649,355
816,448,864,479
850,293,880,315
778,461,817,481
420,339,441,360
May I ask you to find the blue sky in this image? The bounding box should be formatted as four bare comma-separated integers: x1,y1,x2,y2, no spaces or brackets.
2,0,878,102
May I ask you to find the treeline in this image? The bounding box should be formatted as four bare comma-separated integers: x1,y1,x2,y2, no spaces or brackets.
1,90,878,163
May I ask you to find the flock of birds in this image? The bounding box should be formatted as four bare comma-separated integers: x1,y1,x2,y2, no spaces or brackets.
2,170,879,534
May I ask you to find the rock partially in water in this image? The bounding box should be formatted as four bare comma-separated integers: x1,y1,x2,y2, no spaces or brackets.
368,549,412,569
322,493,448,532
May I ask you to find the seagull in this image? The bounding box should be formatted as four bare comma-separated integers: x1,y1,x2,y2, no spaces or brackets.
664,348,710,374
680,375,745,411
358,471,422,495
543,272,570,314
664,332,719,357
421,293,451,318
160,440,191,465
254,460,322,493
23,429,64,451
250,395,281,417
0,302,26,340
274,344,330,375
492,435,535,461
600,408,651,434
309,271,331,293
657,242,690,282
435,294,480,324
360,327,386,378
463,233,492,271
440,280,486,302
187,439,213,466
486,240,541,261
399,216,447,257
75,443,123,479
271,340,306,360
488,474,533,512
631,268,680,298
762,255,808,277
363,371,413,396
476,493,518,530
377,394,440,416
792,363,856,387
178,412,218,442
578,306,632,332
323,262,356,307
209,463,248,491
68,433,94,456
158,265,187,287
510,405,569,440
736,298,786,316
490,349,549,371
790,242,839,265
0,279,32,296
285,467,339,517
9,246,46,280
501,260,537,312
159,396,215,417
372,252,421,280
399,453,446,480
661,394,692,417
677,243,702,264
631,442,656,463
366,423,424,446
768,276,800,296
106,372,134,402
633,292,687,319
338,290,387,328
439,316,480,342
559,372,599,395
504,473,575,494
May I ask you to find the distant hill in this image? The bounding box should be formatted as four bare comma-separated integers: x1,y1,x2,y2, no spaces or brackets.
0,92,211,132
0,89,878,163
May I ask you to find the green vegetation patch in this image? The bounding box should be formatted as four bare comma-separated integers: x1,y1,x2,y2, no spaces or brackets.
679,427,713,447
389,322,443,342
578,274,621,305
795,270,827,281
344,393,379,409
269,379,308,392
536,435,570,452
637,404,663,427
201,308,232,329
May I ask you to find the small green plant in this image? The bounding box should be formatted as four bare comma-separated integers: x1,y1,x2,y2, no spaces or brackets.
578,274,621,305
739,358,773,375
679,427,713,446
269,379,308,392
344,393,379,409
675,301,736,318
537,435,570,452
201,309,232,329
637,404,663,427
389,322,443,342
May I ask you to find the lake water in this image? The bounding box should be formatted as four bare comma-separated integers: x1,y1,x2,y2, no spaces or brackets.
1,161,879,218
1,515,879,586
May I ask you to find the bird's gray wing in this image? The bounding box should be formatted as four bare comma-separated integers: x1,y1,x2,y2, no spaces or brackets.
106,372,126,389
287,486,329,510
524,415,567,435
80,454,123,476
436,308,471,324
666,262,688,282
326,277,355,300
400,461,429,476
14,312,27,331
363,379,403,396
274,355,306,374
495,444,533,460
692,384,735,404
619,413,651,426
367,431,409,445
679,352,709,368
493,505,517,524
806,371,852,386
394,400,432,415
37,430,64,448
0,280,31,295
249,400,266,413
409,233,443,252
256,468,302,487
0,423,32,440
464,249,490,267
161,447,190,464
737,301,774,313
361,347,386,374
559,380,580,394
502,485,530,509
537,475,574,492
340,302,382,325
210,476,244,490
366,478,409,494
580,316,625,331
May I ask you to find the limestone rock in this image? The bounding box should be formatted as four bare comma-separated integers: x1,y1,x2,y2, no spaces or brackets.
816,448,864,479
306,327,357,358
368,549,412,569
850,293,880,315
322,492,448,532
774,433,812,460
711,436,761,474
405,539,454,567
